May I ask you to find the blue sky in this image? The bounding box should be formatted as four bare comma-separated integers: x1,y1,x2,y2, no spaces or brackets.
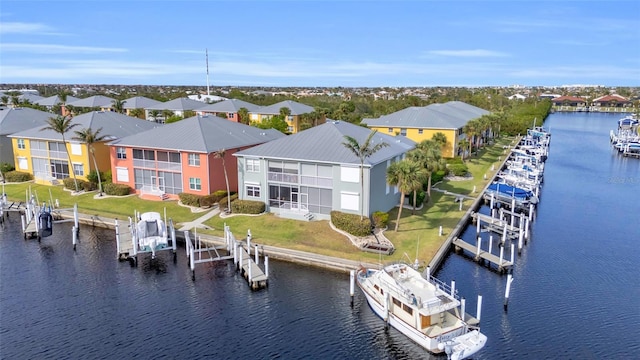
1,0,639,87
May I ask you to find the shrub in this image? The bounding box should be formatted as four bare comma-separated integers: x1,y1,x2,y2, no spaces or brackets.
0,163,15,174
82,181,97,191
231,200,265,214
3,171,32,182
86,170,104,186
62,177,77,190
103,183,131,196
408,190,426,207
371,211,389,229
219,193,239,210
178,193,201,207
103,170,112,183
331,211,372,237
431,170,446,184
448,163,469,177
211,190,228,203
200,194,216,208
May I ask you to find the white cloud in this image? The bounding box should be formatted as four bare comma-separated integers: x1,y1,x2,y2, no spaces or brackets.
426,49,509,58
0,21,60,35
1,43,128,54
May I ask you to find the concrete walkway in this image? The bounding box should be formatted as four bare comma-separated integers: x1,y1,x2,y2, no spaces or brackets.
177,207,221,231
430,187,477,200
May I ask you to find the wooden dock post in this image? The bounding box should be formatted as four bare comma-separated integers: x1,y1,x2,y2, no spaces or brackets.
450,280,456,297
254,244,259,265
476,295,483,323
475,237,481,262
488,235,493,254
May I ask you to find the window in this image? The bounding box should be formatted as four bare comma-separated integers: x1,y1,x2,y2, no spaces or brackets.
287,126,294,133
189,177,201,191
133,149,154,160
116,167,129,182
340,166,359,183
392,297,401,307
402,303,413,315
116,147,127,159
73,163,84,176
17,139,25,149
188,153,200,166
341,192,359,211
227,112,234,119
388,128,393,133
246,159,260,172
18,157,28,169
418,129,424,135
246,185,261,198
71,143,82,156
400,128,407,136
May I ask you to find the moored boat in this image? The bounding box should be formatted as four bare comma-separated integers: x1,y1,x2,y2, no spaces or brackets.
356,263,487,360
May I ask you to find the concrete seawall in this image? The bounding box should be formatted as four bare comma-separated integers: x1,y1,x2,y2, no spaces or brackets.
427,138,518,272
51,142,516,275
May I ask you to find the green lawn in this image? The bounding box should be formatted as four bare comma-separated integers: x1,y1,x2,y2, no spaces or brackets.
2,136,514,265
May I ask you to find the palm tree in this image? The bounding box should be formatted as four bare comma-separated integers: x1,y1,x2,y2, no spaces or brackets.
463,119,480,156
237,107,249,124
342,130,389,220
214,149,231,213
72,127,108,195
458,139,470,161
129,108,145,119
41,115,80,192
111,99,126,114
386,160,426,231
1,96,8,106
407,140,446,203
149,110,161,122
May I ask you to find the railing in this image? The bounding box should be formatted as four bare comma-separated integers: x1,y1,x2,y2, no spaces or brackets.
133,159,156,169
156,162,181,171
268,172,298,183
140,185,164,197
300,175,332,187
30,149,48,157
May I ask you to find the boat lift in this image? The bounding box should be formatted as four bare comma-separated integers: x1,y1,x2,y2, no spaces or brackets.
184,225,269,289
116,209,177,267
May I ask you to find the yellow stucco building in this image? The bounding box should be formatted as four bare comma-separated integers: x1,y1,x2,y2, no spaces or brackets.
8,111,158,185
361,101,490,158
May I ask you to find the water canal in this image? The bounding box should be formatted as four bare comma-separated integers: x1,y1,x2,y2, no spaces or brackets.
1,112,638,359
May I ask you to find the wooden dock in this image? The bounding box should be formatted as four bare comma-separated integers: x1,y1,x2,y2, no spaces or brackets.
471,212,521,240
116,223,134,260
452,237,513,273
238,246,268,290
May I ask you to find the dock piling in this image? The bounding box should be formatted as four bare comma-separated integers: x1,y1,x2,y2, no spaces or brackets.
461,298,466,322
504,274,514,310
476,295,483,323
349,270,355,307
254,244,259,265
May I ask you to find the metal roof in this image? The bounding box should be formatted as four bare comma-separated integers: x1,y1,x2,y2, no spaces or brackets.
146,97,208,111
35,95,81,107
0,107,53,136
361,101,490,130
8,111,159,141
254,100,314,115
121,96,163,109
198,99,261,113
109,114,285,153
235,119,415,166
66,95,116,108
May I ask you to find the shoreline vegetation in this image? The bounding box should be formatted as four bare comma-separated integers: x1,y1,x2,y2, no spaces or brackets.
2,136,517,268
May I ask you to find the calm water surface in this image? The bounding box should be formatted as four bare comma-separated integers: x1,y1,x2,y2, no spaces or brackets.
1,112,639,359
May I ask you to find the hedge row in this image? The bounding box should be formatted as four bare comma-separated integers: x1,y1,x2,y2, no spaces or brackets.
407,190,426,207
62,177,97,191
103,183,131,196
178,191,236,209
219,193,239,210
448,163,469,177
330,211,372,237
231,200,265,214
3,171,33,182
